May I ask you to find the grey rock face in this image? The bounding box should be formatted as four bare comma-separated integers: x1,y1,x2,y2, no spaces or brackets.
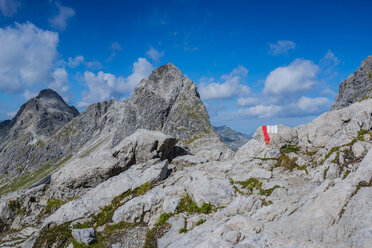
49,129,177,199
44,159,169,226
331,56,372,110
0,89,78,176
71,228,95,245
112,63,232,160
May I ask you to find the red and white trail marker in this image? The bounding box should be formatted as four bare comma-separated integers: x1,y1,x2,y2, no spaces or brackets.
262,125,277,145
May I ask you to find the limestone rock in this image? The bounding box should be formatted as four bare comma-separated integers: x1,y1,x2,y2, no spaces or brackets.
184,170,234,207
235,124,297,162
113,129,177,165
44,159,168,226
50,130,177,199
71,228,95,245
332,56,372,110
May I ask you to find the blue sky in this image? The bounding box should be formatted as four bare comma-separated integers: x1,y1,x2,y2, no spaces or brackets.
0,0,371,133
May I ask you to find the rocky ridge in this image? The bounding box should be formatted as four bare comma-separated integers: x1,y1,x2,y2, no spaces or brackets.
0,58,372,247
332,55,372,110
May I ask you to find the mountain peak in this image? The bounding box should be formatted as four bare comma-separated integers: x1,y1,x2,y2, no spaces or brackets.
36,89,65,102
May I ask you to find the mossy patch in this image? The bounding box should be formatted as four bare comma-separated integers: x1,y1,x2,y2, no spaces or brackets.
33,223,72,248
39,198,65,218
143,213,173,248
176,195,212,214
357,129,372,141
179,227,188,234
281,145,300,154
73,182,153,229
196,219,206,226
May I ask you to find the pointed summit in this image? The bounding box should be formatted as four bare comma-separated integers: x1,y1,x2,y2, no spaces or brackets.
0,89,79,175
36,88,65,101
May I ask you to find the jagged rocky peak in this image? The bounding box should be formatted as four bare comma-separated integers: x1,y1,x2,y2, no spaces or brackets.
136,63,186,102
331,55,372,110
124,63,232,159
0,89,79,175
8,88,78,138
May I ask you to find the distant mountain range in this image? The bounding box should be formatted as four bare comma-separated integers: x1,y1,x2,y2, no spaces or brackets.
214,125,250,151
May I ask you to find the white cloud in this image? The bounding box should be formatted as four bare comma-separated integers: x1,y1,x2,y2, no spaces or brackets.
67,55,84,68
6,111,16,118
237,97,259,106
23,89,38,100
263,59,319,95
0,22,59,94
238,96,330,119
78,58,154,108
48,68,71,102
320,50,340,67
0,0,20,17
319,88,337,97
238,104,282,118
49,2,75,31
146,46,164,63
268,40,296,56
199,65,250,100
297,96,330,113
107,42,123,61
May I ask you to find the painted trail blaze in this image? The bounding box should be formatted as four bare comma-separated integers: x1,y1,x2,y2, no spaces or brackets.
262,125,270,145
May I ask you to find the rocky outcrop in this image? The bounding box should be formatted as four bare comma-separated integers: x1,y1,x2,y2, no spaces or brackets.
331,56,372,110
0,89,78,176
3,60,372,248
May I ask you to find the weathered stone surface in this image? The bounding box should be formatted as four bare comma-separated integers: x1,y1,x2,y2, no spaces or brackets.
113,129,177,165
71,228,95,245
169,155,207,171
332,56,372,110
44,159,168,226
50,129,177,199
235,124,297,163
184,170,234,207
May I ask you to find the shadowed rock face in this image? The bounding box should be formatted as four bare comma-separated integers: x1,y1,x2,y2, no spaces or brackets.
0,89,78,175
331,56,372,110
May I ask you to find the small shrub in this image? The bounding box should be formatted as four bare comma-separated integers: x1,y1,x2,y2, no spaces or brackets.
259,185,280,197
196,219,206,226
282,145,300,154
179,228,188,234
237,178,262,190
39,198,65,217
8,199,21,212
158,213,172,226
176,195,213,214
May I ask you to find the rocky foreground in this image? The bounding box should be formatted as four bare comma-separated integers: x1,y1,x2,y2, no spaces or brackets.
0,58,371,248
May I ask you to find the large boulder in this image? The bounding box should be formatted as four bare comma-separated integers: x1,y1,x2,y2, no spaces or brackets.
235,124,298,162
113,129,177,165
71,228,95,245
184,170,235,207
